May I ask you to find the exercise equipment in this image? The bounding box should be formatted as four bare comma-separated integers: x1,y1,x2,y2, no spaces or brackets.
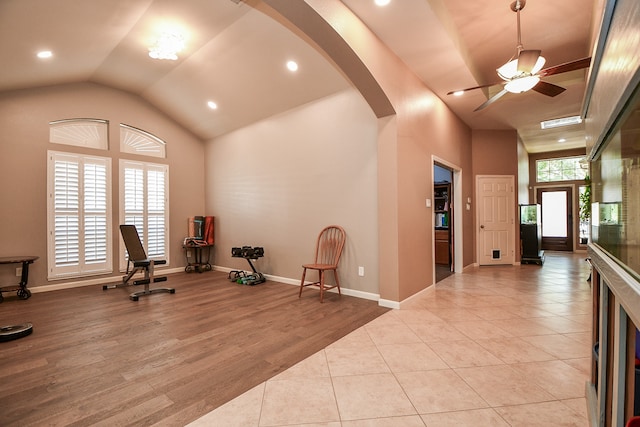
229,246,265,285
103,225,175,301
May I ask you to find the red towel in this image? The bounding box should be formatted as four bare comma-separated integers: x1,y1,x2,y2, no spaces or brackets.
204,216,215,245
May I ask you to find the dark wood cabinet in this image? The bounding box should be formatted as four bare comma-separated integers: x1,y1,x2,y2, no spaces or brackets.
434,229,450,265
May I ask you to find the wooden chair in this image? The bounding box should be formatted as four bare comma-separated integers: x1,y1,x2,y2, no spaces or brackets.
299,225,346,303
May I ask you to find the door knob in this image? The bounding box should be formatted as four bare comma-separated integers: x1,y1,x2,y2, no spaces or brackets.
480,225,485,229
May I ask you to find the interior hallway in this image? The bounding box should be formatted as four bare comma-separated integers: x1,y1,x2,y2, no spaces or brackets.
190,252,592,426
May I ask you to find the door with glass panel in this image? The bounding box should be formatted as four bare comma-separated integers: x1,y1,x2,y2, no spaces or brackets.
536,187,573,251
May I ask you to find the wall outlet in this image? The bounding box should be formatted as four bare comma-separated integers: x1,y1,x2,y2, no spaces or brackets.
16,267,22,277
358,266,365,276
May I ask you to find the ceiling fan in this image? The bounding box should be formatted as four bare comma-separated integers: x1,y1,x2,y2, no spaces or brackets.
447,0,591,111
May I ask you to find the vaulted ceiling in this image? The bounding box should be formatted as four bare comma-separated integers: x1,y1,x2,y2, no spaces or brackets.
0,0,600,152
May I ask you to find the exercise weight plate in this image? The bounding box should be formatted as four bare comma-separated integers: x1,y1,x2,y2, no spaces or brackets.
0,322,33,342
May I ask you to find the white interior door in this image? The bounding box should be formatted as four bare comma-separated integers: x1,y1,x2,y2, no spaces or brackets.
476,175,515,265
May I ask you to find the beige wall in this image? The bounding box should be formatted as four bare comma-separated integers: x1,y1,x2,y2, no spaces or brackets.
0,4,520,305
471,130,519,176
471,129,520,262
279,0,475,303
0,82,206,288
517,137,530,205
204,89,380,295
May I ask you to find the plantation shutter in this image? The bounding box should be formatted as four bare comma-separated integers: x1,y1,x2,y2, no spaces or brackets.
83,162,108,264
120,161,169,268
147,168,166,258
123,167,145,244
48,152,111,278
53,158,80,268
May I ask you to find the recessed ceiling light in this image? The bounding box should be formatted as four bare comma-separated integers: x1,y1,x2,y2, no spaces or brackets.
540,115,582,129
286,60,298,72
37,50,53,59
375,0,391,6
207,101,218,110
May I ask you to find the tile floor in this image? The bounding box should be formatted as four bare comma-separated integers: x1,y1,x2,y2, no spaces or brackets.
189,252,592,426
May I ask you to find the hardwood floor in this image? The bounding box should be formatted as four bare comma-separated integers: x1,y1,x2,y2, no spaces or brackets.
0,271,389,426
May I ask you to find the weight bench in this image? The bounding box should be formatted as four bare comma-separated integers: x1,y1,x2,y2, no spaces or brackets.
103,225,175,301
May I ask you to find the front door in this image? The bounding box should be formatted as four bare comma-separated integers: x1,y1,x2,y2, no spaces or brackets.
476,175,515,265
536,187,573,251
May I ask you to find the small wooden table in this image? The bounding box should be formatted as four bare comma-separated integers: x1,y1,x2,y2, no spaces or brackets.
0,256,38,303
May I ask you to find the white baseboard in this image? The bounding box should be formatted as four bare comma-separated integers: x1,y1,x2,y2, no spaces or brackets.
31,267,184,294
31,264,383,305
379,299,400,309
215,265,381,302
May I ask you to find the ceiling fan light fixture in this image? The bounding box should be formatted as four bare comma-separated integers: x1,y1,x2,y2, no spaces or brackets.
504,75,540,93
497,55,546,80
531,56,546,74
497,58,518,81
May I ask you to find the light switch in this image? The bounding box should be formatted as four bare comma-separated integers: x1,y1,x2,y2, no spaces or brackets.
426,198,431,208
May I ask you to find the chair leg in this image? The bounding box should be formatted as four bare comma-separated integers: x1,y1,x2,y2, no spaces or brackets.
299,268,307,298
333,269,341,297
319,270,325,303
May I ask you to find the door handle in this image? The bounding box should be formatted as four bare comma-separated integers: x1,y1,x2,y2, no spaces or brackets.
480,225,485,229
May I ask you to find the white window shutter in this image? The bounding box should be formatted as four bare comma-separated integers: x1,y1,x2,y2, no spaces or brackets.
147,168,166,258
120,161,169,269
53,159,79,267
84,162,107,264
48,152,112,279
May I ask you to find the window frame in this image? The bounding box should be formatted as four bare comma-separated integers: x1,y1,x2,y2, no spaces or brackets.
119,160,170,271
49,118,109,150
536,156,588,183
120,123,166,158
47,151,113,279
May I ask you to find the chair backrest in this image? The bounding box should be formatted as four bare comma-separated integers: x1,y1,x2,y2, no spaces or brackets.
314,225,346,267
120,224,148,262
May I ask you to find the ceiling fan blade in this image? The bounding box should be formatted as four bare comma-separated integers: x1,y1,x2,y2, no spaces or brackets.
517,49,541,73
539,57,591,77
446,81,502,96
532,80,566,97
474,89,508,112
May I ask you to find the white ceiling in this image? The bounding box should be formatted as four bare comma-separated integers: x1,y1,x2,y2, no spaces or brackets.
0,0,599,152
